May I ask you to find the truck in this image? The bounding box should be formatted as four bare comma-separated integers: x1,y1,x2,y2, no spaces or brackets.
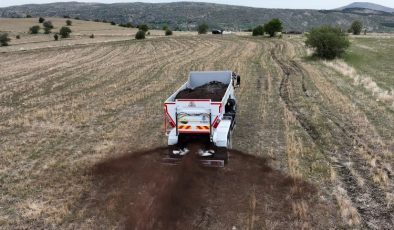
164,71,240,167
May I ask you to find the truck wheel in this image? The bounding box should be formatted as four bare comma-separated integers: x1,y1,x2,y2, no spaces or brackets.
168,145,181,159
215,147,229,164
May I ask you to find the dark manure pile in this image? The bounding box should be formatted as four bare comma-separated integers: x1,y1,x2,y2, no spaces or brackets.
81,147,338,229
175,81,228,101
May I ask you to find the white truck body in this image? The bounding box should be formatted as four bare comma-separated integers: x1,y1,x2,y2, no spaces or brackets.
164,71,238,150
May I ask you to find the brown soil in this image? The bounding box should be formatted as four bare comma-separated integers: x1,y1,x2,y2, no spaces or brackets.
86,147,336,229
175,81,228,101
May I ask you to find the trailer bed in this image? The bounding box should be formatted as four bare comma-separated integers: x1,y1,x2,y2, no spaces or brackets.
174,81,228,101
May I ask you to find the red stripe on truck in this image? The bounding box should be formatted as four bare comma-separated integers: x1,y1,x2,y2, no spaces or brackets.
164,104,176,127
179,130,210,134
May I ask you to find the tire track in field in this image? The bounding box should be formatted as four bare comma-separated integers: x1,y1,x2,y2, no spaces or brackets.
271,41,393,229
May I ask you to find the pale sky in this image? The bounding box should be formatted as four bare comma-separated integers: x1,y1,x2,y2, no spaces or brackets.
0,0,393,9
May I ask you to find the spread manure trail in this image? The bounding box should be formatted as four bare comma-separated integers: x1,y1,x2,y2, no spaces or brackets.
90,147,327,229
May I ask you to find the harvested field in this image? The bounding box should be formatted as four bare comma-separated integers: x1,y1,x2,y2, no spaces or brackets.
0,17,193,52
175,81,228,101
0,27,393,229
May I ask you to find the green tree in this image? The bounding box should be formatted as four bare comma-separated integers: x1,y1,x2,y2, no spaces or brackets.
38,17,45,23
198,22,209,34
59,26,72,38
264,18,283,37
138,24,149,32
44,27,51,34
29,25,40,34
162,25,169,31
252,25,264,36
43,21,53,29
0,33,11,46
43,21,54,34
135,30,146,40
350,20,362,35
305,25,350,59
66,20,72,26
165,29,173,36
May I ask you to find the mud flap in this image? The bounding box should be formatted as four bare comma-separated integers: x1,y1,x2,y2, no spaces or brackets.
162,157,225,168
162,157,182,166
200,159,225,167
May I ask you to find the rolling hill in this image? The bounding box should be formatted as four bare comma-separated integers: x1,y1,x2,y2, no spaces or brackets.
336,2,394,13
0,2,393,31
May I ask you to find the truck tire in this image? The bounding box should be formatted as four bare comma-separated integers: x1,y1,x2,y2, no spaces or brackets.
215,147,229,164
168,145,181,159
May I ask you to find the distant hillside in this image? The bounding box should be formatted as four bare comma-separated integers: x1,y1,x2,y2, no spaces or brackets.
336,2,394,13
1,2,394,32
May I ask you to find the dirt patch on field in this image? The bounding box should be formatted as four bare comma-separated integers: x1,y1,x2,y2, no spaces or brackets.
85,147,336,229
175,81,228,101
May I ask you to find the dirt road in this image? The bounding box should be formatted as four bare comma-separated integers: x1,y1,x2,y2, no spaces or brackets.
0,35,392,229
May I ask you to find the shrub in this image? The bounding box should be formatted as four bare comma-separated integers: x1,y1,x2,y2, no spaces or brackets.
264,18,283,37
110,21,116,25
138,24,149,32
252,25,264,36
16,35,21,39
43,21,54,34
74,17,80,20
63,15,70,18
43,21,54,29
90,34,95,39
350,20,362,35
59,26,72,38
44,27,51,34
29,25,40,34
66,20,72,26
162,25,169,31
198,22,209,34
165,29,173,36
0,33,11,46
38,17,45,23
135,30,145,40
119,22,134,28
26,15,32,18
305,25,350,59
54,33,59,41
